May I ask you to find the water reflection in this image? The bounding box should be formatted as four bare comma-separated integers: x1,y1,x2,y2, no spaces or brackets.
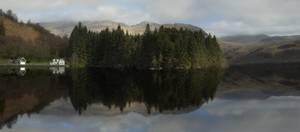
0,67,69,129
18,67,26,76
49,67,65,75
218,63,300,99
1,63,299,132
0,67,223,129
5,67,27,76
69,68,223,114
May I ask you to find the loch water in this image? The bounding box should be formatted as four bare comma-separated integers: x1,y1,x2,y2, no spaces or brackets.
0,63,300,132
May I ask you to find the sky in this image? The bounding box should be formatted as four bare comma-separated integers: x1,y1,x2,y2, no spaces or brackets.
1,0,300,36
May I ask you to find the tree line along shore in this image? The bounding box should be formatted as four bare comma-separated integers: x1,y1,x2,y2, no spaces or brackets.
69,23,224,69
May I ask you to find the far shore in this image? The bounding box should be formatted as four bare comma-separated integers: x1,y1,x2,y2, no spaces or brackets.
0,63,68,67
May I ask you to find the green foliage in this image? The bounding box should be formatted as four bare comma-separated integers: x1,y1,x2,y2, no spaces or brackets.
69,23,223,69
69,23,89,67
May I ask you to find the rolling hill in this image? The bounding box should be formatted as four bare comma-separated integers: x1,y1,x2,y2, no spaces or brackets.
2,18,40,42
0,11,68,61
220,35,300,65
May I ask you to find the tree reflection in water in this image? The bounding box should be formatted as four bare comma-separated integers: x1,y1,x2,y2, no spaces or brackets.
1,64,300,130
0,67,223,129
69,68,223,114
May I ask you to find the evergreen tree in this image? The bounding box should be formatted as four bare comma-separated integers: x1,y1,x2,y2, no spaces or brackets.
139,24,155,68
69,22,89,67
5,10,17,21
68,23,223,69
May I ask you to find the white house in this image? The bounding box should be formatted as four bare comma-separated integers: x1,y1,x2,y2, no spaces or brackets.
50,59,65,66
16,57,26,65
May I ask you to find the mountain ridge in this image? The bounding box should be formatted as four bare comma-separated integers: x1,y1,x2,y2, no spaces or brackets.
41,21,205,37
221,34,300,45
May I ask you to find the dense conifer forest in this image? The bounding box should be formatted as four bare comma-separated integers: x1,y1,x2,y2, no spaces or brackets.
69,23,223,69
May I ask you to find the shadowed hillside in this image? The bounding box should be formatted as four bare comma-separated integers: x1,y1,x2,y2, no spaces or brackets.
2,18,40,42
0,9,68,62
220,35,300,64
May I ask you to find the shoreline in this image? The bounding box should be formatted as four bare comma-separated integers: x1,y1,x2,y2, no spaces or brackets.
0,64,68,67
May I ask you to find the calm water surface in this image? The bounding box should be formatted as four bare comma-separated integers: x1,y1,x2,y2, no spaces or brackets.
0,63,300,132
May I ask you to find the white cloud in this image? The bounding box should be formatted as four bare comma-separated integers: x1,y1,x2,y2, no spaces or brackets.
92,5,153,24
1,0,300,36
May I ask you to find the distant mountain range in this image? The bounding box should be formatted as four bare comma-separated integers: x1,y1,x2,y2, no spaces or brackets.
40,21,204,37
220,34,300,64
221,34,270,44
221,34,300,45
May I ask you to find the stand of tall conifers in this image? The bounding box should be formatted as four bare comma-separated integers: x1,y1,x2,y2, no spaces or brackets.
69,22,224,69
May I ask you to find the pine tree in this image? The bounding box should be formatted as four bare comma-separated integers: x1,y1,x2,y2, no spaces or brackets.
69,22,89,67
68,23,222,69
145,24,151,35
139,24,155,68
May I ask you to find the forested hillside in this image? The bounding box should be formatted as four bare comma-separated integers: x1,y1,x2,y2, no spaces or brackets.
69,23,224,69
0,9,68,62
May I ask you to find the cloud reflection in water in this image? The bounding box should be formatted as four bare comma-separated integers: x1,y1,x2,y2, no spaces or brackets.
1,96,300,132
